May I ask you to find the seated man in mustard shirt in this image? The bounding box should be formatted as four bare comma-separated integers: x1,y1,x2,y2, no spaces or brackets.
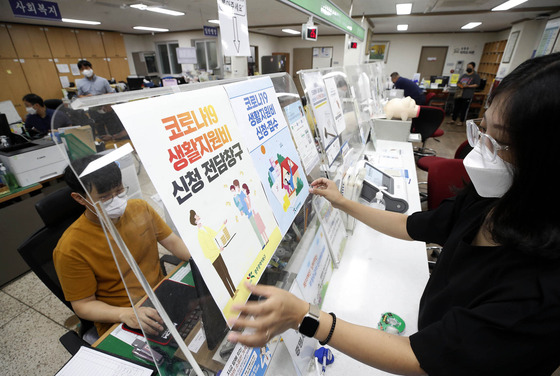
53,154,191,339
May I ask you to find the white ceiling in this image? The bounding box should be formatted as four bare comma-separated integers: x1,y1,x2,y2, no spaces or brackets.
1,0,559,38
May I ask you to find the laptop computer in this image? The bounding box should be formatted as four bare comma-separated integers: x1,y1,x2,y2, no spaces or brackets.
121,279,201,346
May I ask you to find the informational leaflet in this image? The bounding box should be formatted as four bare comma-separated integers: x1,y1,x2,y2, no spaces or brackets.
323,76,346,134
301,71,340,163
224,77,309,236
312,196,347,266
113,86,281,321
282,100,320,175
221,341,273,376
295,224,333,307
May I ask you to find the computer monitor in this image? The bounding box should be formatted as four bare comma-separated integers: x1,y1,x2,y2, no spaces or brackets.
429,75,449,87
127,77,144,91
0,113,11,138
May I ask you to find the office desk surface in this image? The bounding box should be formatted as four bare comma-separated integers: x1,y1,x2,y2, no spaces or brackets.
304,140,429,375
0,183,42,204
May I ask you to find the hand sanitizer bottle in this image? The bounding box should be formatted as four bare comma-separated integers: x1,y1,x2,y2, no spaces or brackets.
372,191,386,210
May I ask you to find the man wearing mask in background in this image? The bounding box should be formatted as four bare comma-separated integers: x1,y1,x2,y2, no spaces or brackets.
76,60,115,97
22,93,72,135
449,61,481,126
53,154,191,342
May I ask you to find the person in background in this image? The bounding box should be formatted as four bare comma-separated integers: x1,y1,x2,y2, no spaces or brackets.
390,72,425,105
76,60,115,97
90,105,129,142
53,154,191,341
22,93,72,135
227,53,560,376
449,61,481,126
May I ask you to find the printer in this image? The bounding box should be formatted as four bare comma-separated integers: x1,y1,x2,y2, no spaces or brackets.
0,140,67,187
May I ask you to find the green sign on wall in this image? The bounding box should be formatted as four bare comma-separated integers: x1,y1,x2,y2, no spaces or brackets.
277,0,366,41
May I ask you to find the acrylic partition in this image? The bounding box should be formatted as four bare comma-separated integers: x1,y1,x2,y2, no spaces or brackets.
343,61,387,123
49,73,339,376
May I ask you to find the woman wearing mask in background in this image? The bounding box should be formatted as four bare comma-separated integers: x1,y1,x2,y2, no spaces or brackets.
227,53,560,376
448,61,481,126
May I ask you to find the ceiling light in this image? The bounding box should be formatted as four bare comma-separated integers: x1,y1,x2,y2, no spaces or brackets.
461,22,482,30
396,3,412,15
130,3,184,16
282,28,300,35
133,26,169,32
208,19,220,24
397,24,409,31
491,0,528,11
61,18,101,25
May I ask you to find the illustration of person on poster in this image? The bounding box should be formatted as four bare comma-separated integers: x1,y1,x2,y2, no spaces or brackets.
230,179,266,248
242,183,268,244
190,210,236,298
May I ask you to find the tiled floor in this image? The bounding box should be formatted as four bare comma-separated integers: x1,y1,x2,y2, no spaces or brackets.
0,116,468,375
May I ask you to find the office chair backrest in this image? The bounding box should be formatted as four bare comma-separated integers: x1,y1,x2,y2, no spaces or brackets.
44,99,63,110
427,158,470,210
17,187,85,312
411,106,445,142
454,140,473,159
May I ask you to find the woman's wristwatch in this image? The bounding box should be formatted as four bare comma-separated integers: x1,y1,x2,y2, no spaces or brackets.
298,303,320,337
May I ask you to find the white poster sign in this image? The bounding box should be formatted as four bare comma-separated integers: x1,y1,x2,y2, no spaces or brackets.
113,87,282,321
224,78,309,236
217,0,251,56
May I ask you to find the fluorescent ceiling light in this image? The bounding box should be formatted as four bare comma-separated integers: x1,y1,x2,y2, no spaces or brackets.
282,28,300,35
461,22,482,30
208,19,220,24
61,18,101,25
130,3,184,16
492,0,528,11
396,3,412,15
133,26,169,32
397,24,409,31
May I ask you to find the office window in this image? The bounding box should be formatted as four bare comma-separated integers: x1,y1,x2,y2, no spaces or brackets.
156,41,182,75
195,40,218,72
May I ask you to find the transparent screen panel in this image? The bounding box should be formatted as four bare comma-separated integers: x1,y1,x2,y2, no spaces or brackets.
49,73,322,375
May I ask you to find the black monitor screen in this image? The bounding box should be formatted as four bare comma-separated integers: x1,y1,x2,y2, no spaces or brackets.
127,77,144,91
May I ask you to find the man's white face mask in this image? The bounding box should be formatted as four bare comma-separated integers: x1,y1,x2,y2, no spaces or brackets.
81,192,128,219
463,143,514,198
82,69,94,78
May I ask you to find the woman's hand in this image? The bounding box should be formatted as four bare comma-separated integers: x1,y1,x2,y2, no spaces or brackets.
120,306,164,335
309,178,346,209
227,282,309,347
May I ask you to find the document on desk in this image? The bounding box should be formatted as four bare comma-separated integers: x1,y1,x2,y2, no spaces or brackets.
55,346,155,376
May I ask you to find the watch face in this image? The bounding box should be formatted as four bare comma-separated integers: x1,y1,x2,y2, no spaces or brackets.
299,315,320,337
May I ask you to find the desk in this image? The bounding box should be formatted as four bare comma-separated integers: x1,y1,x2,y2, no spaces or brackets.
93,140,428,375
0,177,66,286
303,140,429,375
93,262,198,375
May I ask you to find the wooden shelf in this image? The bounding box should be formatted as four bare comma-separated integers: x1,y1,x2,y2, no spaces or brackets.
477,39,507,95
